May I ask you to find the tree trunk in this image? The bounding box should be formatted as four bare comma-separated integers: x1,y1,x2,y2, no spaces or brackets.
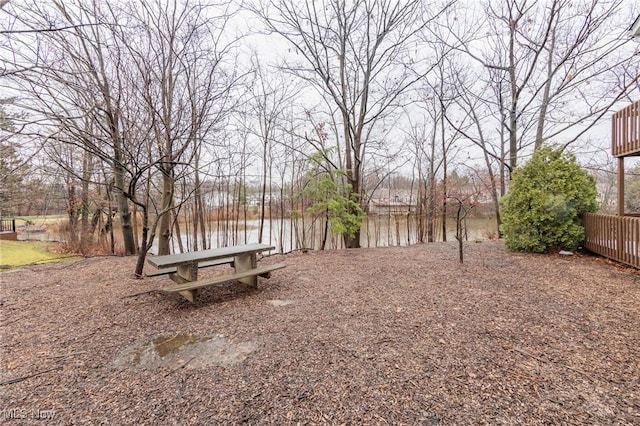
157,167,173,255
196,171,207,250
441,167,447,243
66,178,78,246
112,160,135,255
132,203,139,253
454,200,465,264
441,102,448,242
259,140,268,244
508,16,519,176
174,209,185,253
321,209,329,251
80,150,91,249
133,204,153,278
427,178,435,243
535,26,556,150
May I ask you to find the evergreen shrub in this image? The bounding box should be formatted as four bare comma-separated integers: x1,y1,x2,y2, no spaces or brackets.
500,146,597,252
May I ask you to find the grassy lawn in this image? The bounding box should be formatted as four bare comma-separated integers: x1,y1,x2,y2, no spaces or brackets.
14,214,66,226
0,240,78,270
14,214,66,221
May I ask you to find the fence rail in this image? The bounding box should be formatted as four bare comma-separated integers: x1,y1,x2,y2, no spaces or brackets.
0,218,16,233
583,213,640,268
612,100,640,157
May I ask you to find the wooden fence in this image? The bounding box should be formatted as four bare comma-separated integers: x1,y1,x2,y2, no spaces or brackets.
583,213,640,268
0,217,15,233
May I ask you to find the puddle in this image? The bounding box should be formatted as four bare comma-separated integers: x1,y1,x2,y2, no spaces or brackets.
268,299,296,307
153,334,200,357
113,333,258,370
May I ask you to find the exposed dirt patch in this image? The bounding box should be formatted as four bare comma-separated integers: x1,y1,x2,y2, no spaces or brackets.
111,333,259,371
1,242,639,424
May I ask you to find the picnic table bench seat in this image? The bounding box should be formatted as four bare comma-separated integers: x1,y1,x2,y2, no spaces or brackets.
163,262,286,302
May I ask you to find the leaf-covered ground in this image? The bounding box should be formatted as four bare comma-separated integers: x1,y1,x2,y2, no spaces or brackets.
1,242,638,425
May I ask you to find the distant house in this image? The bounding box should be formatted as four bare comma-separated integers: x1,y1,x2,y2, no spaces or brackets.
367,188,416,215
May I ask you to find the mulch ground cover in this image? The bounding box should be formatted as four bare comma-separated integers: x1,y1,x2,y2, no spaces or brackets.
1,241,638,425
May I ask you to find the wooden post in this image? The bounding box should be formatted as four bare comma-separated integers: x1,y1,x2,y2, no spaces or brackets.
617,157,625,259
617,157,625,217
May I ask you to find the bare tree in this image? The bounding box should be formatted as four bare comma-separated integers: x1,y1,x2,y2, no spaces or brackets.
4,0,138,254
121,0,239,255
251,0,452,247
448,177,480,264
240,55,299,245
448,0,639,173
445,66,508,236
405,105,443,243
3,0,241,275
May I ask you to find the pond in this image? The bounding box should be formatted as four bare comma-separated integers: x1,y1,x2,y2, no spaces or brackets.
161,215,498,254
16,214,498,254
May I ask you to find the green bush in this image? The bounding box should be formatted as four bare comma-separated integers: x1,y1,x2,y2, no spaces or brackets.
500,146,597,253
305,176,365,241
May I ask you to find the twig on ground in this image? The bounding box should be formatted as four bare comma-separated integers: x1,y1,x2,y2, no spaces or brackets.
122,289,159,299
46,351,88,359
0,367,61,386
512,347,592,378
0,317,23,327
164,357,196,377
512,347,547,364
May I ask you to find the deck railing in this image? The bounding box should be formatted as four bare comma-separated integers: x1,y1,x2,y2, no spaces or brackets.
0,217,16,233
612,100,640,157
583,213,640,268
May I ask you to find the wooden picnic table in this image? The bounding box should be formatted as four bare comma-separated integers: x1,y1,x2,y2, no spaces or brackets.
146,243,285,302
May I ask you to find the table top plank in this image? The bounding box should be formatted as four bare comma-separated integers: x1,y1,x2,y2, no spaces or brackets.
147,243,275,269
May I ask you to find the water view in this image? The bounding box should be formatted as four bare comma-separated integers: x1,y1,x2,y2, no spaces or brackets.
160,216,498,254
12,214,498,254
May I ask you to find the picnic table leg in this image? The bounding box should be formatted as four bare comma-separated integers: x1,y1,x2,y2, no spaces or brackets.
172,263,198,302
234,253,258,287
